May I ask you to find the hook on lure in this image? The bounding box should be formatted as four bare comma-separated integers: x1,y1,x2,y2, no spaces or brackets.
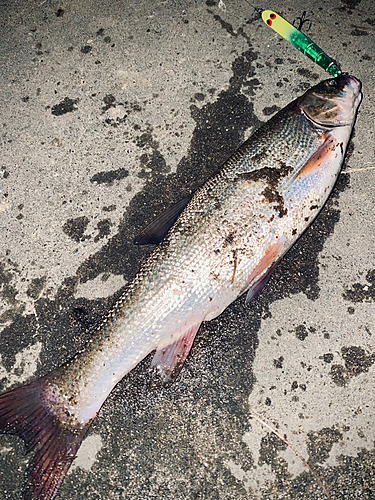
262,10,342,77
293,11,312,32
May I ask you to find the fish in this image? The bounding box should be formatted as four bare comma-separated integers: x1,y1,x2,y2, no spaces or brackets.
0,73,362,499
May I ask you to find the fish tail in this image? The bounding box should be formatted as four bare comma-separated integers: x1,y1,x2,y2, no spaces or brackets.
0,375,92,500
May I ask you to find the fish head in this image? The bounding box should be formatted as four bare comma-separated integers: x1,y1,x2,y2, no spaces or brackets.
298,74,362,128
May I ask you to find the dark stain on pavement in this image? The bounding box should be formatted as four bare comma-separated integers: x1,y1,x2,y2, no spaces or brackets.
343,269,375,302
94,219,112,242
0,261,18,307
341,0,362,8
351,27,369,36
330,345,375,386
342,345,375,375
261,445,375,499
262,104,281,116
307,426,343,465
136,126,171,178
101,94,116,112
330,363,351,386
81,45,92,53
0,314,37,373
258,431,289,486
101,94,142,126
26,276,47,300
90,167,129,186
62,216,90,242
51,97,79,116
296,68,320,80
292,324,317,341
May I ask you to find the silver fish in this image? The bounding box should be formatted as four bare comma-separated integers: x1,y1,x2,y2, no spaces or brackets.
0,74,362,499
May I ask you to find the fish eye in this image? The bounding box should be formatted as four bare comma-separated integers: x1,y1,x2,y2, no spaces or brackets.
328,80,337,87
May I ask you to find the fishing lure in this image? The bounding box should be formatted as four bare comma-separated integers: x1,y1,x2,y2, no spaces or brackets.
262,10,342,77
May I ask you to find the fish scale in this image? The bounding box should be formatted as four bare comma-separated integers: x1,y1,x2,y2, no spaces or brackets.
0,74,362,500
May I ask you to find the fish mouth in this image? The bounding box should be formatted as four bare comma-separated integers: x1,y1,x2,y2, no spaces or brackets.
342,74,363,109
339,74,362,93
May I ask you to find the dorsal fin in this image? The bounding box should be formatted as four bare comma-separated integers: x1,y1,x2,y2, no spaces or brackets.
134,196,192,245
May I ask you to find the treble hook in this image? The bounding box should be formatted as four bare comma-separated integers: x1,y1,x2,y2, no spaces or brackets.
293,11,312,32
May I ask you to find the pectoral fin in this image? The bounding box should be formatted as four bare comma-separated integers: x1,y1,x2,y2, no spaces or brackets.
294,134,336,181
134,195,192,245
151,323,201,384
245,237,285,304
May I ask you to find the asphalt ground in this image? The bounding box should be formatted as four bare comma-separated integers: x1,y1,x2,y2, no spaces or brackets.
0,0,374,499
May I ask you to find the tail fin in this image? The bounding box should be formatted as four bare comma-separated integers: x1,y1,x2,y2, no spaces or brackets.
0,376,92,500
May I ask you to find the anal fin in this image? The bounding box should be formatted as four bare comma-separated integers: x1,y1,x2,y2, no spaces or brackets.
151,324,201,384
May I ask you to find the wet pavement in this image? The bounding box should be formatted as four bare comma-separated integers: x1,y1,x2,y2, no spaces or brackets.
0,0,374,498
